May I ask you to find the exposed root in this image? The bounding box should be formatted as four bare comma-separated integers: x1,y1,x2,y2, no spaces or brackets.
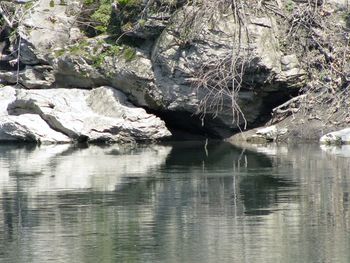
271,94,307,123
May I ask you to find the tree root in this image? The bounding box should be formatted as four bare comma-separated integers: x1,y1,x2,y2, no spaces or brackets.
271,94,307,123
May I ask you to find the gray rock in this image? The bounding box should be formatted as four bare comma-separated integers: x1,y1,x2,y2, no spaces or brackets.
19,0,82,64
127,13,170,39
28,5,306,137
52,40,163,108
53,55,106,88
0,71,17,85
253,125,288,142
277,54,305,85
0,65,54,88
229,125,288,143
320,128,350,144
149,7,304,135
4,1,309,138
0,114,71,143
0,86,70,143
0,86,16,114
7,86,171,143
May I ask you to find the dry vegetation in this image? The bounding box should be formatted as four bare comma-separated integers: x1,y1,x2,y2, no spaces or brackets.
180,0,350,130
270,0,350,127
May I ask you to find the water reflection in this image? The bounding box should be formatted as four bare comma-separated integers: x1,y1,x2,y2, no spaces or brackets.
321,144,350,157
0,144,171,192
0,142,349,263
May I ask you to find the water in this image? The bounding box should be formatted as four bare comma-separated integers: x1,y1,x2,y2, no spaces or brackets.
0,142,350,263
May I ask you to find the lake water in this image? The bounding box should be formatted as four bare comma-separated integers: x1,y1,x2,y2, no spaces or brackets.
0,141,350,263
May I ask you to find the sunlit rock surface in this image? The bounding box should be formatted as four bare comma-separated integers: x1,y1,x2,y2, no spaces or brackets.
19,0,82,64
0,114,71,143
0,86,171,143
0,86,70,143
320,128,350,145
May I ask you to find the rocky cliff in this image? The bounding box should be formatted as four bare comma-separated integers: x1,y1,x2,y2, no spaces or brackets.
0,0,349,143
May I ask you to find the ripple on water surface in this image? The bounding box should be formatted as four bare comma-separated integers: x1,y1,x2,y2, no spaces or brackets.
0,142,350,263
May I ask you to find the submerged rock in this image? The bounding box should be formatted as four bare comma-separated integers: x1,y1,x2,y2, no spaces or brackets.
0,86,171,143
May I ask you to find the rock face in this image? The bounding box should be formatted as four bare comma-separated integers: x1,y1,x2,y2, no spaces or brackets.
3,0,307,138
1,0,342,140
19,0,81,64
150,10,304,136
0,86,171,143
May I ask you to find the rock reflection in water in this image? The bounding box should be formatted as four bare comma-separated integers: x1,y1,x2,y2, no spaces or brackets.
0,144,172,192
321,144,350,157
0,142,350,263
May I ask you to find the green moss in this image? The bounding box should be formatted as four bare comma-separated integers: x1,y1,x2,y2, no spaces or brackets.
68,40,90,55
285,0,295,12
24,1,35,10
138,19,146,27
123,47,136,61
109,45,123,54
54,49,65,57
91,2,112,33
83,0,95,5
54,36,136,71
49,0,55,8
92,52,107,67
117,0,142,6
80,0,177,39
80,0,145,38
89,42,123,68
89,44,136,69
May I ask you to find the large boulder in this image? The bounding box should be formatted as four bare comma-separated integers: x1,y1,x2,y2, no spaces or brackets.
0,114,71,143
1,86,170,143
320,128,350,145
0,86,70,143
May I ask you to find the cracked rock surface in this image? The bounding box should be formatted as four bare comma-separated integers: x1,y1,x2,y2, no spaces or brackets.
0,86,171,143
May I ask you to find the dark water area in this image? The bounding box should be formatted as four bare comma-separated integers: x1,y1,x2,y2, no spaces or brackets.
0,142,350,262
